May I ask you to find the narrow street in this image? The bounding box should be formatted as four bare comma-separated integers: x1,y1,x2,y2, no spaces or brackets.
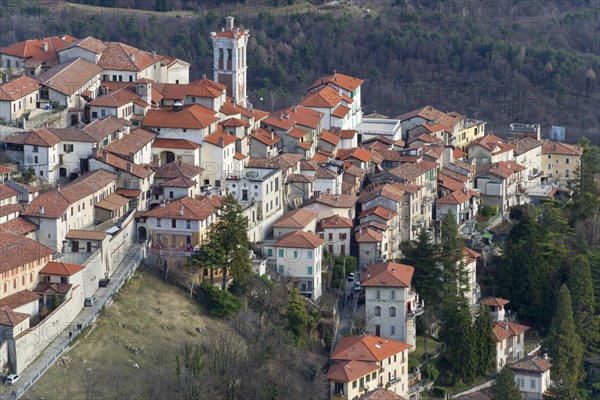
335,272,361,342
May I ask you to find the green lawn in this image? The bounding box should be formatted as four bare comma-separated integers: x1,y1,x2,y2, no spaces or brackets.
410,335,442,365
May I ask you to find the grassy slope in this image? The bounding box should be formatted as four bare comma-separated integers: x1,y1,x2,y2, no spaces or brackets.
28,267,215,399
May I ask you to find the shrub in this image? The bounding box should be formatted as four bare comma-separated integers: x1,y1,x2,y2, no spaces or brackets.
425,363,440,382
201,283,242,317
430,386,447,397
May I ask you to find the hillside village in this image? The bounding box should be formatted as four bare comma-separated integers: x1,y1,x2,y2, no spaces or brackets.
0,15,597,400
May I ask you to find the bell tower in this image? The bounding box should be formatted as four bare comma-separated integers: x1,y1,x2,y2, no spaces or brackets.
210,16,249,108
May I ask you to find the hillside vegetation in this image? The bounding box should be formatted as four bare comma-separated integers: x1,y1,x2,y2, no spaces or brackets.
1,0,598,142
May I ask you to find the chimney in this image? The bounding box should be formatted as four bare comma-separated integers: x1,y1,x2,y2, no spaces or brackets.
92,147,98,158
207,192,212,199
359,228,363,235
202,74,206,80
225,16,235,31
129,151,135,162
543,353,548,360
271,131,274,141
42,42,49,52
57,184,61,192
218,137,224,147
179,205,184,216
152,50,157,59
102,151,108,162
126,163,132,173
39,206,45,215
160,201,165,208
130,52,135,62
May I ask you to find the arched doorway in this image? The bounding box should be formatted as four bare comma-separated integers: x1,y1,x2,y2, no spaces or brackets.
138,226,147,241
70,114,79,126
59,167,67,177
160,151,176,165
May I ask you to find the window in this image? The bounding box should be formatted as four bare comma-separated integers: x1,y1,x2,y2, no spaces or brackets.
566,158,570,164
565,169,570,177
328,233,333,240
390,290,396,299
293,250,298,258
530,380,536,389
376,289,381,300
129,75,133,82
267,249,273,257
157,218,162,227
307,250,313,259
101,109,106,117
548,155,551,159
169,191,174,199
391,325,395,335
352,381,357,389
278,249,284,257
278,265,284,273
339,232,347,240
307,266,313,275
34,156,38,164
374,306,381,316
186,220,191,229
389,307,396,317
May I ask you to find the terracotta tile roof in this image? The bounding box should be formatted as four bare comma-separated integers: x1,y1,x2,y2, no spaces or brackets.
0,233,53,272
40,58,103,95
262,115,295,131
306,192,357,208
104,129,156,158
355,220,388,233
252,108,269,121
287,127,306,139
142,104,219,130
469,134,514,155
152,138,201,149
327,360,379,382
320,128,341,145
0,290,40,310
510,355,552,373
88,87,140,107
493,321,529,342
273,209,318,228
155,79,225,100
388,160,437,182
312,152,329,163
0,217,38,236
115,188,141,198
302,85,341,108
0,202,23,219
362,262,414,288
331,105,351,118
453,148,467,159
65,229,107,241
0,183,20,200
203,131,238,147
513,137,543,156
3,127,61,147
542,141,583,156
249,128,281,146
83,116,130,142
451,160,476,173
274,230,324,249
22,170,117,219
360,183,405,204
0,76,41,101
0,35,77,67
95,193,129,211
211,26,249,39
287,173,314,183
62,36,107,54
319,214,353,229
479,297,510,307
359,206,397,221
344,165,364,177
155,160,203,180
297,142,313,150
439,170,469,185
340,129,357,139
234,152,246,161
33,281,72,295
355,227,384,243
93,149,153,178
219,99,255,119
476,161,525,179
315,166,339,179
0,307,30,327
40,261,85,276
395,105,463,128
97,41,163,72
161,176,197,188
300,160,319,171
308,73,364,92
221,117,249,128
337,147,374,163
359,389,408,400
422,145,444,160
331,335,411,362
437,189,471,205
273,105,324,129
139,196,220,221
463,247,481,263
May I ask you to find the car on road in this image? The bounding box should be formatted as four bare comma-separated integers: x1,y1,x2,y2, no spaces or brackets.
353,281,361,292
347,272,355,281
5,374,20,385
99,278,110,287
84,296,97,307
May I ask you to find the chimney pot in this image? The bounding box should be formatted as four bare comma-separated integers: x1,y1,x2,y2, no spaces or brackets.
126,163,132,172
40,206,45,215
42,42,49,52
219,137,224,146
102,151,108,162
179,205,184,216
57,184,61,192
152,50,156,59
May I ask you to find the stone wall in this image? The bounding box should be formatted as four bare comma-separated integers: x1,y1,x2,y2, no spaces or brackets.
0,340,9,375
22,108,69,130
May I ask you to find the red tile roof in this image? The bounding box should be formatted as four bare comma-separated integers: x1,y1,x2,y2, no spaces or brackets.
340,129,357,139
359,206,397,221
65,229,107,241
359,389,408,400
95,193,129,211
0,290,40,310
154,160,203,180
0,217,38,236
93,149,153,178
115,188,141,198
221,117,249,128
104,129,156,158
469,134,514,155
337,147,374,163
250,128,281,146
302,85,342,108
362,262,414,288
0,183,20,201
493,321,529,342
331,335,411,362
273,105,324,129
306,192,357,208
319,215,353,229
355,227,384,243
513,137,543,156
308,73,364,92
203,131,238,147
453,148,466,159
62,36,106,54
479,297,510,307
0,307,30,327
331,105,351,118
0,35,77,67
142,104,219,130
327,360,379,382
0,233,53,272
510,355,552,373
274,230,324,249
360,183,406,204
88,87,141,107
262,115,295,131
40,261,85,276
463,247,481,263
40,58,103,95
155,79,225,100
320,129,341,145
152,138,201,149
542,141,583,156
476,161,525,179
97,41,163,72
273,209,318,228
388,160,437,182
139,196,220,221
287,127,306,139
437,189,471,205
0,76,41,101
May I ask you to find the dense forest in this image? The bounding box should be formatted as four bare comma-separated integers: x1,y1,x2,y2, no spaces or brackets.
1,0,598,143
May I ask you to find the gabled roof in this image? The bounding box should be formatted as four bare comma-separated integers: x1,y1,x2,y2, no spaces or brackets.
161,176,197,188
287,173,314,183
493,321,529,342
97,41,163,72
3,127,61,147
0,307,30,327
320,129,341,145
262,115,295,131
542,141,583,156
273,209,318,229
331,105,351,118
272,105,324,129
88,87,141,108
360,183,406,204
61,36,106,54
437,189,471,205
274,230,324,249
0,76,41,101
104,129,156,158
250,128,281,146
155,78,225,100
0,35,77,67
513,137,543,156
319,215,353,229
337,147,374,163
33,281,72,295
95,193,129,211
154,160,203,180
463,247,481,263
302,85,342,108
476,161,525,179
327,360,379,382
469,134,514,155
510,355,552,373
305,192,357,208
82,116,130,142
308,72,364,92
40,58,103,95
331,335,411,363
139,196,221,221
0,290,40,310
0,233,54,272
359,206,397,221
40,261,85,276
479,297,510,308
142,104,219,130
388,160,437,182
65,229,107,241
221,117,250,128
0,217,38,236
355,227,384,243
315,166,339,179
0,183,20,201
93,149,153,178
152,138,201,150
362,262,414,288
203,131,238,147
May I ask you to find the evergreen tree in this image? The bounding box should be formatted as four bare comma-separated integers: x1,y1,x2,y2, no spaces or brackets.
568,255,599,354
286,288,309,345
489,366,522,400
568,140,600,221
439,213,468,296
401,228,441,307
473,308,496,376
546,285,584,390
205,193,252,290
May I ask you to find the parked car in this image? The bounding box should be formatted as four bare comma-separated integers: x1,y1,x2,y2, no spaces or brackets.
353,281,361,292
99,278,110,287
84,296,97,307
347,272,355,281
201,184,213,192
5,374,20,385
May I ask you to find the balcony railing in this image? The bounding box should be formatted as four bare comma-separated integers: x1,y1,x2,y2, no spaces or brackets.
406,304,425,319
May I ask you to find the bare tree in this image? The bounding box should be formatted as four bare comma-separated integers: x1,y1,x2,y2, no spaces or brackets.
79,367,104,400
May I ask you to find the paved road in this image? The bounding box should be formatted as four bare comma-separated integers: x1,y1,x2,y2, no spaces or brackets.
336,273,360,341
1,245,142,399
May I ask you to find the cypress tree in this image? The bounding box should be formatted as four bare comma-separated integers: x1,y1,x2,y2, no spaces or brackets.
287,288,309,344
546,285,584,389
489,366,522,400
568,255,599,354
474,308,496,376
440,212,468,296
401,228,441,307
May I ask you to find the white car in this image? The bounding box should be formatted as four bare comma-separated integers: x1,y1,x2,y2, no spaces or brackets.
347,273,355,281
5,374,20,385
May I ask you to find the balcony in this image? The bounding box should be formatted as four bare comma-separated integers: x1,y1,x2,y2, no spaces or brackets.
406,305,424,319
422,195,433,207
